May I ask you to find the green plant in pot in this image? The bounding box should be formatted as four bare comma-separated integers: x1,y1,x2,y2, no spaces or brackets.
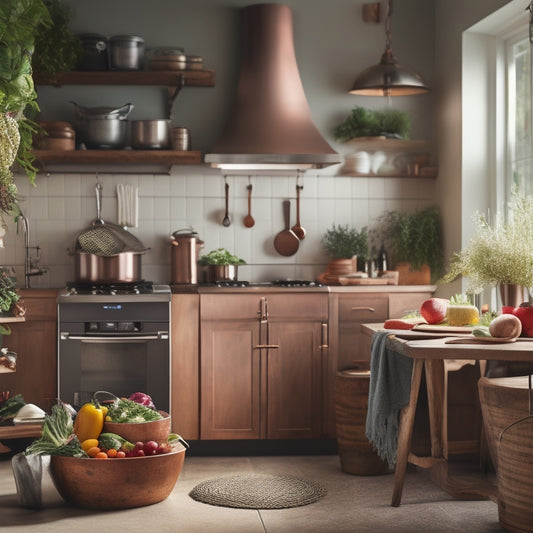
376,206,443,284
333,106,411,142
322,224,369,275
199,248,246,282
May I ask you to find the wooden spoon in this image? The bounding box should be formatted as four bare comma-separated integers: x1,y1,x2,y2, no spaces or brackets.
291,184,306,240
243,184,255,228
274,200,300,256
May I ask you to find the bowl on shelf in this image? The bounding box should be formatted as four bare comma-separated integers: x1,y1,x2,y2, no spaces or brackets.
103,411,171,443
50,444,186,509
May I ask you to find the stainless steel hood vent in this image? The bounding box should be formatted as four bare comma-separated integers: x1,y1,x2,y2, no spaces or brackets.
205,3,340,173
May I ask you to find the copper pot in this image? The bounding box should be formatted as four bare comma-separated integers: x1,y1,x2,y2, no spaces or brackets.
170,229,203,284
74,251,143,283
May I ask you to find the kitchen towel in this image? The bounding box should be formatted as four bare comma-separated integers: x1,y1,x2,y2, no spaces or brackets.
117,184,138,228
365,330,413,468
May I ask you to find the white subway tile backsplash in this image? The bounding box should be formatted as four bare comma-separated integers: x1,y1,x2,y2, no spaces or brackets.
9,168,435,287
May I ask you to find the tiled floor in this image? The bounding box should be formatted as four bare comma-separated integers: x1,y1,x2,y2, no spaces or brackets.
0,453,503,532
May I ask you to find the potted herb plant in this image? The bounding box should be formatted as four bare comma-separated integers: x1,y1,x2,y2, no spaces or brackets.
322,224,369,275
333,106,411,143
199,248,246,282
376,206,443,284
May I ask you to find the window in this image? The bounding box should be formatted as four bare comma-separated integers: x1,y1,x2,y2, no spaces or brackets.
508,34,532,194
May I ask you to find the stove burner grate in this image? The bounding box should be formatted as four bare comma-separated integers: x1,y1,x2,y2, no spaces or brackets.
66,280,154,295
271,279,323,287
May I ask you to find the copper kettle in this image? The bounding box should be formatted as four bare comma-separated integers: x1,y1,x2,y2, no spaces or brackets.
170,229,204,284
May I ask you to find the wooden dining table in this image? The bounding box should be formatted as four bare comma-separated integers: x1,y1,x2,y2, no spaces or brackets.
361,323,533,507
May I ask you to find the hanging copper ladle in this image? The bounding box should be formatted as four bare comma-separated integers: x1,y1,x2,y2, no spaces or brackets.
291,184,306,239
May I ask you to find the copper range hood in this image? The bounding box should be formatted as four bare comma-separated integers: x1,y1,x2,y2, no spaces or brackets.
205,3,340,173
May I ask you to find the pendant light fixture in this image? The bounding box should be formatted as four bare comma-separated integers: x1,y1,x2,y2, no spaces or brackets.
349,0,429,96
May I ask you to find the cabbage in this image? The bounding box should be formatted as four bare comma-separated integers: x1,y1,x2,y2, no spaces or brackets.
128,392,155,410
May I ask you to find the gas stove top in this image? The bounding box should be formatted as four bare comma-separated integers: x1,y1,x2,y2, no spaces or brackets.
65,280,156,295
58,282,171,303
198,279,327,292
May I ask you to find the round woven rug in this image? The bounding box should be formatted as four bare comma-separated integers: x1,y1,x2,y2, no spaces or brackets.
188,473,327,509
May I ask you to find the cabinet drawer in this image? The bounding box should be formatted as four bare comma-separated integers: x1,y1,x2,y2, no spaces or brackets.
338,295,388,322
200,293,328,321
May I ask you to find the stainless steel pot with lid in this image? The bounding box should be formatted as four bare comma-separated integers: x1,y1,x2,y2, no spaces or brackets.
170,229,204,284
71,102,133,149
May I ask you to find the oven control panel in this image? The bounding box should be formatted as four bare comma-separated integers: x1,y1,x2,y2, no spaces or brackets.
86,321,140,333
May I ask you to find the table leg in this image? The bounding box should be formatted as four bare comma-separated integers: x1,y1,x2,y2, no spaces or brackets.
391,358,424,507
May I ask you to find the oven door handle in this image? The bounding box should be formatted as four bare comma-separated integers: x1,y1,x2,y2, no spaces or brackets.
60,333,169,341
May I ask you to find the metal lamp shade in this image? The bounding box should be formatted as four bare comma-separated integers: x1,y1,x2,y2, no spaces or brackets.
349,51,429,96
349,0,429,97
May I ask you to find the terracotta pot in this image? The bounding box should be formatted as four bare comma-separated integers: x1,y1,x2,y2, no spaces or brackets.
103,411,171,443
395,262,430,285
50,445,186,509
327,258,357,276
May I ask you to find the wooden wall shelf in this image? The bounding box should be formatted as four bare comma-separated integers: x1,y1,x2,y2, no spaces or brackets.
32,149,202,166
36,69,215,88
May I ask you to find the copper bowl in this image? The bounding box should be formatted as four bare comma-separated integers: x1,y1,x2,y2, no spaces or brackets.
50,445,186,509
103,411,171,444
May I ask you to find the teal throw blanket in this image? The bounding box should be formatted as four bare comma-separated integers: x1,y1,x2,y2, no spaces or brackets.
365,330,414,468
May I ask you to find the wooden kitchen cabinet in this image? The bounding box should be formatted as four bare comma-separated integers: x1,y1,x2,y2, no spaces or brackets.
199,292,329,440
170,293,200,440
329,286,436,371
0,290,58,411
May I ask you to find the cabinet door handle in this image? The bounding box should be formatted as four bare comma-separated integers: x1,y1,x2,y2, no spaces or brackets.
253,344,280,349
351,306,375,312
319,322,329,349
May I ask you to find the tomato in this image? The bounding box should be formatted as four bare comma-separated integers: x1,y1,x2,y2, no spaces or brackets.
95,451,108,459
87,446,101,458
107,448,118,458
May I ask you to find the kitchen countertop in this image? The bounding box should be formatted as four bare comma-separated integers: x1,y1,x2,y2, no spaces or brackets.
171,284,437,294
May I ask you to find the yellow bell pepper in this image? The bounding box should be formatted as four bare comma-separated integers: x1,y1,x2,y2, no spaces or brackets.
73,401,107,442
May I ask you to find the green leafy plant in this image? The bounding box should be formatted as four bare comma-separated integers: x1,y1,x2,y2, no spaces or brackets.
333,106,411,143
0,267,20,334
0,0,80,220
0,0,51,217
199,248,246,266
322,224,369,260
376,206,443,282
32,0,83,81
439,188,533,298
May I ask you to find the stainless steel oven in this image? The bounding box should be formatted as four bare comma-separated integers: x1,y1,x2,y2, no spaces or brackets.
57,283,171,413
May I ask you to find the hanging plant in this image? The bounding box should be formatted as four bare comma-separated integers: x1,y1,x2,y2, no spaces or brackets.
0,0,52,218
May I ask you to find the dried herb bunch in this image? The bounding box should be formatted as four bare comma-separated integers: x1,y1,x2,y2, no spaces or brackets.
440,188,533,296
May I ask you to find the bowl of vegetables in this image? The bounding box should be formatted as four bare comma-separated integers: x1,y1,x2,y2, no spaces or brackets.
50,444,186,509
100,392,171,444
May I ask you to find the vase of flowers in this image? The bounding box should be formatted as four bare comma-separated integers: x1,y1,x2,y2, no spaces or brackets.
440,188,533,304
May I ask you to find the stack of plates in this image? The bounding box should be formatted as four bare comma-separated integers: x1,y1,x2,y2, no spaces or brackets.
13,404,46,425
